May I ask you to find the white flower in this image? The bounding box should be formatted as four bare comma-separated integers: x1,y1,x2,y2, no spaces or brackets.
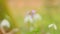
24,15,33,23
1,19,10,28
53,24,57,30
48,23,57,30
0,24,1,28
24,10,42,23
32,10,42,21
33,14,42,21
48,24,53,28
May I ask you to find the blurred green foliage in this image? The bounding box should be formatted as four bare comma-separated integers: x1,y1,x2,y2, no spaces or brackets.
0,0,60,34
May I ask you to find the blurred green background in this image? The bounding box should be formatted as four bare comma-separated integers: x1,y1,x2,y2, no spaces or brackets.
0,0,60,34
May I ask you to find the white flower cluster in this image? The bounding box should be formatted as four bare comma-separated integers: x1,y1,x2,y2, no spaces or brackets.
24,10,42,23
24,10,58,32
0,19,10,28
24,10,42,32
24,15,33,23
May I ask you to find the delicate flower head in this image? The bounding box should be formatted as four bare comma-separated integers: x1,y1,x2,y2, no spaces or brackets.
48,23,57,30
48,24,53,28
1,19,10,28
33,14,42,21
24,15,33,23
53,24,57,30
24,10,42,23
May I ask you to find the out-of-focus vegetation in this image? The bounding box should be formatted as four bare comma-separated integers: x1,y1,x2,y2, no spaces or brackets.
0,0,60,34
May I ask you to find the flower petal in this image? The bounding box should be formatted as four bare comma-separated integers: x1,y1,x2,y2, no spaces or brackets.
1,19,10,28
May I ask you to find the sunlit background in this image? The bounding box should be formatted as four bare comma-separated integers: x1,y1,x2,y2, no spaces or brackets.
0,0,60,34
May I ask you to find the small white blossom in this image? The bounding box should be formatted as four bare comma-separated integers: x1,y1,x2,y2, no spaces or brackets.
48,23,57,30
32,10,42,21
53,24,57,30
1,19,10,28
33,14,42,21
24,11,33,23
24,10,42,23
24,15,33,23
48,24,53,28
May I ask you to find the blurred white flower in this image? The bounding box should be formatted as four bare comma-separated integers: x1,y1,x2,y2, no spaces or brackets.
32,10,42,21
24,15,33,23
33,14,42,21
48,23,57,30
24,11,33,23
24,10,42,23
53,24,57,30
48,24,53,28
1,19,10,28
